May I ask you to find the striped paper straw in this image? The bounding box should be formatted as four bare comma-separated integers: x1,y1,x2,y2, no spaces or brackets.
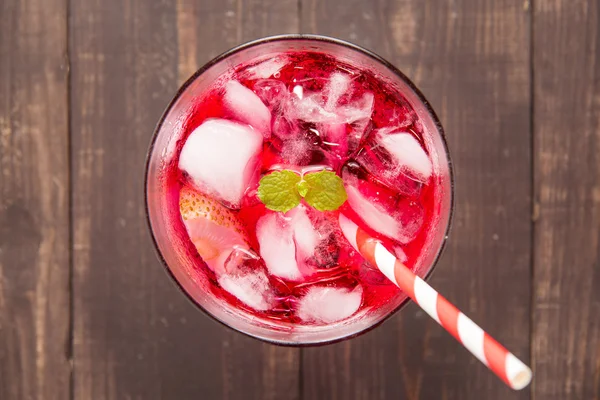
339,214,532,390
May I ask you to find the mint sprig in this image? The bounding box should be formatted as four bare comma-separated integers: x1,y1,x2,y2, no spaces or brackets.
296,180,310,197
257,169,347,212
302,170,347,211
257,170,302,212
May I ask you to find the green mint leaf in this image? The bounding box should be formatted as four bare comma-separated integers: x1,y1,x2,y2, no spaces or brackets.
296,180,309,197
302,170,347,211
257,170,301,212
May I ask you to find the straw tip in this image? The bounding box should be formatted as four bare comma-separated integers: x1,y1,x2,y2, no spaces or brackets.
510,367,532,390
505,353,532,390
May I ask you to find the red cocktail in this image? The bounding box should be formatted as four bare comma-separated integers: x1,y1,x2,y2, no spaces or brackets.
146,36,453,344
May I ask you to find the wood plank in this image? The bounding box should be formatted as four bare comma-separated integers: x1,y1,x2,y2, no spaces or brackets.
71,0,299,398
0,0,71,399
532,1,600,399
176,0,300,82
301,1,532,399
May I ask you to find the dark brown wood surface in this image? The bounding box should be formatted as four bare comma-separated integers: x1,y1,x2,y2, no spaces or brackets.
532,1,600,399
0,0,71,399
0,0,599,399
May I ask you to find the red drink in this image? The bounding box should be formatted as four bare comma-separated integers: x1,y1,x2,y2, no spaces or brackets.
146,36,452,344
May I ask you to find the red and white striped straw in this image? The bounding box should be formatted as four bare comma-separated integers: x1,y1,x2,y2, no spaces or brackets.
339,214,532,390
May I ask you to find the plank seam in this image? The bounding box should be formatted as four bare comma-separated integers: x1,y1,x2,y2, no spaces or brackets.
66,0,75,398
529,1,536,399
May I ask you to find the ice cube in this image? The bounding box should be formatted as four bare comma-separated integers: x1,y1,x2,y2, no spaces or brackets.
320,123,348,160
289,205,320,257
244,56,287,79
256,206,339,279
253,79,288,109
343,171,424,243
292,91,374,125
218,271,274,311
179,119,263,208
271,114,297,139
297,285,363,323
286,69,374,127
287,89,373,164
388,107,416,129
292,94,339,124
338,92,374,123
300,164,332,175
218,257,275,311
324,72,351,110
320,118,372,166
324,92,374,159
223,80,272,136
280,137,327,166
222,246,262,274
289,204,352,270
348,117,373,153
355,130,424,197
345,184,402,241
256,213,302,280
218,247,275,311
379,131,433,182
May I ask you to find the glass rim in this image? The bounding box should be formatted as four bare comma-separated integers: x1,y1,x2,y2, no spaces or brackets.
144,34,455,346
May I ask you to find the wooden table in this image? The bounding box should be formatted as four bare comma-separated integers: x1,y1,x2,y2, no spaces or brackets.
1,0,598,399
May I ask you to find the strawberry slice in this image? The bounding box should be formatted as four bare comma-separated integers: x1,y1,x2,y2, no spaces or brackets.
179,186,249,274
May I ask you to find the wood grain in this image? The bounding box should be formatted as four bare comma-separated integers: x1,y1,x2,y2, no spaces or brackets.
71,0,299,399
532,1,600,399
0,0,71,399
176,0,299,83
301,1,532,399
3,0,597,397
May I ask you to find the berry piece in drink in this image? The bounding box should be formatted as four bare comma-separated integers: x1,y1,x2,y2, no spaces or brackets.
179,186,249,274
